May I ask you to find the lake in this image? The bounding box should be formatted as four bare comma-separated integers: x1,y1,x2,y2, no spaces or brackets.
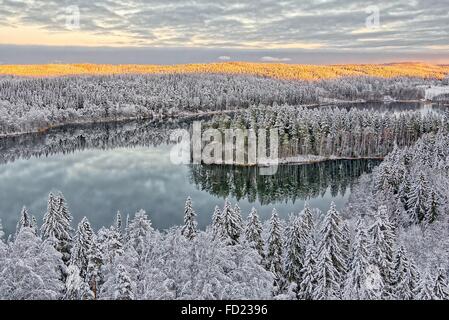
1,102,441,236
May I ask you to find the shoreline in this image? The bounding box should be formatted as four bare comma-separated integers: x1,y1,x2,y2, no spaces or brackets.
1,100,446,140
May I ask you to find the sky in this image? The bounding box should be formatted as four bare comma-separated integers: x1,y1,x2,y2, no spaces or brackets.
0,0,448,64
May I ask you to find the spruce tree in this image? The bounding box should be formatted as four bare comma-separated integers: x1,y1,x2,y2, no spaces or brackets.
391,246,419,300
181,197,197,240
244,207,264,258
0,219,4,241
314,203,346,299
433,267,449,299
15,206,30,238
212,205,223,240
127,209,154,257
266,208,284,293
298,238,317,300
41,192,73,264
65,264,91,300
344,219,370,299
115,211,123,232
415,271,436,300
368,206,395,294
114,264,135,300
86,236,104,299
70,217,94,278
284,215,303,288
222,199,242,245
407,172,430,224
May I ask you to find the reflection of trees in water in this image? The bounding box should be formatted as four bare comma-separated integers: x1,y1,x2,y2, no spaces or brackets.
0,118,193,164
189,160,381,205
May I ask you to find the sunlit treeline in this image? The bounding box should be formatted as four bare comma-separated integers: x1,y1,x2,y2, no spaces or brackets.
1,62,449,80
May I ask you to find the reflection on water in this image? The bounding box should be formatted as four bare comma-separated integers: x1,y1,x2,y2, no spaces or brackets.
4,104,428,235
189,160,380,205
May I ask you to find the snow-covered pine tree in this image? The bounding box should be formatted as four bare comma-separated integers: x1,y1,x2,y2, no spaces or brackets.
433,267,449,300
15,206,30,239
284,215,303,290
127,209,154,257
221,199,243,245
300,203,314,240
344,219,371,300
407,171,430,224
211,205,223,240
70,217,94,279
244,207,264,258
0,219,4,241
298,238,317,300
114,264,135,300
426,189,440,224
0,227,64,299
266,208,284,293
115,211,123,232
65,264,91,300
30,215,38,236
86,236,104,299
391,245,419,300
314,202,346,299
181,197,197,240
41,192,73,265
415,270,436,300
368,206,395,296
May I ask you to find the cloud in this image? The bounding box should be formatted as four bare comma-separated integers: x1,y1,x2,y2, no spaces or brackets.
218,55,231,60
260,56,291,62
0,0,448,52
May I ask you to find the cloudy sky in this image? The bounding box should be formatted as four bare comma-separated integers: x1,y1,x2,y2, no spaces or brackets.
0,0,448,63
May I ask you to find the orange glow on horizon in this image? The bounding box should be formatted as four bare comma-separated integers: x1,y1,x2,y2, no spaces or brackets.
0,62,448,80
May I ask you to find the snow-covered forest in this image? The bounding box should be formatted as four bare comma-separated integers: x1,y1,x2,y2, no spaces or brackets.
207,105,447,159
1,175,449,300
0,74,447,136
1,73,449,300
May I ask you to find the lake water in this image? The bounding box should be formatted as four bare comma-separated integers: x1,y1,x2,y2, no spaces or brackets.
0,102,441,236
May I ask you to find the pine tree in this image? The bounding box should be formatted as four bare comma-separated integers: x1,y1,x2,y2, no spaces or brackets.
298,238,317,300
41,192,73,265
70,217,94,279
344,219,371,299
181,197,197,240
15,206,30,238
221,199,242,245
30,215,38,235
368,206,395,295
0,219,4,241
314,203,346,299
284,215,303,288
127,210,154,257
426,189,439,224
391,246,419,300
114,264,135,300
86,236,104,299
300,203,314,240
244,207,265,258
115,211,123,232
407,172,430,224
65,264,91,300
433,267,449,300
211,205,223,240
415,271,436,300
266,208,284,293
1,227,64,299
315,203,346,299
